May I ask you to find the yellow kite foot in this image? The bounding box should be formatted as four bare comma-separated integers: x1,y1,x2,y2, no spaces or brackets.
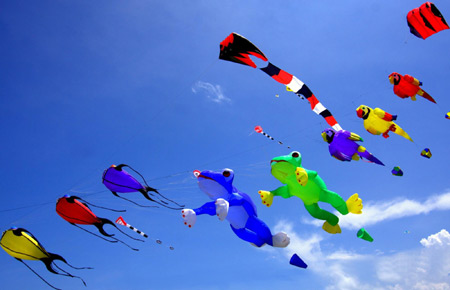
346,193,363,214
322,221,341,234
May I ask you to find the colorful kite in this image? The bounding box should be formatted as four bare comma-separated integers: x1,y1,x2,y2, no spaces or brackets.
357,228,374,242
254,125,290,148
421,148,432,158
322,128,384,165
0,227,90,290
290,254,308,269
389,72,436,103
259,151,363,234
182,169,290,247
56,195,142,250
392,166,404,176
407,2,449,39
356,105,413,141
220,32,342,131
102,164,183,209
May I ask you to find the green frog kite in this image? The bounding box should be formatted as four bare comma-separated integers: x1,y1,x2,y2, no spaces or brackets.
259,151,363,234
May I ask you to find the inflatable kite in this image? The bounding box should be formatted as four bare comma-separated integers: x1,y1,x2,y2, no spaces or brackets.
407,2,449,39
290,254,308,269
255,125,290,148
392,166,404,176
0,227,90,290
357,228,373,242
259,151,363,234
421,148,432,158
220,32,342,131
102,164,183,209
356,105,413,142
56,195,142,250
389,72,436,103
322,128,384,165
182,169,290,247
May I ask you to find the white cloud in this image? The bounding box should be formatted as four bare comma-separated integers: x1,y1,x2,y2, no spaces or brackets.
302,192,450,230
420,229,450,247
191,81,231,104
269,223,450,290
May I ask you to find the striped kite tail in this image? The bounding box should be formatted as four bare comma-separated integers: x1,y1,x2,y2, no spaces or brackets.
260,62,342,131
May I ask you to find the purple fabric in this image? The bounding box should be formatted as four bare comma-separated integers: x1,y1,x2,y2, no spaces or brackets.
102,166,145,193
328,130,358,162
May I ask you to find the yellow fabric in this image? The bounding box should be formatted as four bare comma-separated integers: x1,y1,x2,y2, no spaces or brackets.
0,230,49,261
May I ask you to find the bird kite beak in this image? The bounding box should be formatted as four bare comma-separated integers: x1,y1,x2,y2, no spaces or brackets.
356,109,364,118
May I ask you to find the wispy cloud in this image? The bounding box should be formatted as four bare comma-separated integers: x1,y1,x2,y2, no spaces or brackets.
302,192,450,230
191,81,231,104
269,221,450,289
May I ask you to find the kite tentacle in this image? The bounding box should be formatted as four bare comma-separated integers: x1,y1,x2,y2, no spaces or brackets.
72,223,118,241
17,259,61,290
110,191,159,208
125,165,185,208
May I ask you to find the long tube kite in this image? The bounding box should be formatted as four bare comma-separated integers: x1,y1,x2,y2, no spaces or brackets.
219,32,342,131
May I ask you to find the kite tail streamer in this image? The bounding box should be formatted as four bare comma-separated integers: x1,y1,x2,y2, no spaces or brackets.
254,125,291,148
100,218,144,242
17,259,61,290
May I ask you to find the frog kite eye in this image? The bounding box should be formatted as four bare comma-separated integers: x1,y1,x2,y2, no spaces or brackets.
222,170,231,177
0,228,91,289
220,33,342,131
102,164,184,210
291,152,300,158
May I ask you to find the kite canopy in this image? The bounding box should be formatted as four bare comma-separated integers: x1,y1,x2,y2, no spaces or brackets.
219,32,268,68
407,2,449,39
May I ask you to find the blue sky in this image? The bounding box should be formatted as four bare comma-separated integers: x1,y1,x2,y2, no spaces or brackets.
1,1,450,289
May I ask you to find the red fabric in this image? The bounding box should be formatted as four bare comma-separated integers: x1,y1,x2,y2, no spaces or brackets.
324,116,338,126
271,69,293,85
56,198,100,225
393,74,420,99
308,95,320,110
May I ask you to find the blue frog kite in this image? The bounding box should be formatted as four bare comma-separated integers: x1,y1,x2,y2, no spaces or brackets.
182,169,290,248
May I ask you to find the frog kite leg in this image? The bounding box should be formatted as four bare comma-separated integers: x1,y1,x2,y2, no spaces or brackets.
259,151,363,234
182,169,290,248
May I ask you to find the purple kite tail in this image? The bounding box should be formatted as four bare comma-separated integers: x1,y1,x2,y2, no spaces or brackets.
358,150,384,166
